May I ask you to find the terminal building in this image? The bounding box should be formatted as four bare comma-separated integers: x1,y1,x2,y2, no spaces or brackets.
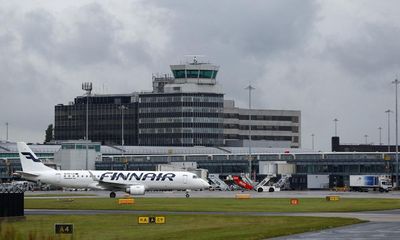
332,136,399,152
224,100,300,148
54,59,300,148
0,141,397,189
55,94,138,146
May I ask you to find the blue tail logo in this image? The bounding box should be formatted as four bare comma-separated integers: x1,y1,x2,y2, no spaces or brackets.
21,152,41,162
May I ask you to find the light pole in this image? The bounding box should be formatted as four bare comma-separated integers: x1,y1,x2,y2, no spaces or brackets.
245,84,255,179
378,127,382,145
82,82,92,170
386,109,392,152
333,118,339,136
364,134,368,144
392,78,399,189
120,105,128,150
5,122,8,141
311,133,315,150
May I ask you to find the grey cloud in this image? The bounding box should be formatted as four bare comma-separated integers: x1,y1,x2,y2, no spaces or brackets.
17,3,155,69
159,0,318,58
20,9,55,56
56,3,121,67
155,0,319,109
1,0,399,149
326,22,400,91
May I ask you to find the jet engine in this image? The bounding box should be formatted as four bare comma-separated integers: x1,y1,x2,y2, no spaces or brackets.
125,185,145,195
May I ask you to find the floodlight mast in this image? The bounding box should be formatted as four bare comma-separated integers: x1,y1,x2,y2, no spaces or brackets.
386,109,392,152
392,78,399,189
82,82,92,170
5,122,8,141
245,84,255,179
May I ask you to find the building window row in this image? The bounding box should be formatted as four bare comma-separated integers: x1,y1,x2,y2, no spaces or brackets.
140,95,223,103
172,69,218,79
139,128,223,134
224,114,299,122
139,117,224,124
139,107,223,114
224,124,298,132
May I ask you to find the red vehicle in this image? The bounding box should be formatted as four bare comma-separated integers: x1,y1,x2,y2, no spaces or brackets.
232,176,254,190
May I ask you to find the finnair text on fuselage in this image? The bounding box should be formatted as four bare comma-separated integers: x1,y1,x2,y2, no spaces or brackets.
100,172,176,182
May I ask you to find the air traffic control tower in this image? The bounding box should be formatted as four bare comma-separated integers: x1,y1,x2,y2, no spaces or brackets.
170,57,219,85
139,58,224,147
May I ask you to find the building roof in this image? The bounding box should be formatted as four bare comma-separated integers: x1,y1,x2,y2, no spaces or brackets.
0,141,313,156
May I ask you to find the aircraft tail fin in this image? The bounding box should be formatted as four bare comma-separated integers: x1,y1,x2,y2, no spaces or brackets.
17,142,56,172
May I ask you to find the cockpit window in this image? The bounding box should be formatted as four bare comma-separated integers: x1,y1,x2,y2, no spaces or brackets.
192,175,198,179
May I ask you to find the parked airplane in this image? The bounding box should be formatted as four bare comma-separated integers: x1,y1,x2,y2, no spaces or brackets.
17,142,209,198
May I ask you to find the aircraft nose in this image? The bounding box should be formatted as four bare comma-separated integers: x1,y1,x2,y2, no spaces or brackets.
201,179,210,188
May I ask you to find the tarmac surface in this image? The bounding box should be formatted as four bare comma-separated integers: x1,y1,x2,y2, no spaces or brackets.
25,190,400,239
272,222,400,240
24,189,400,199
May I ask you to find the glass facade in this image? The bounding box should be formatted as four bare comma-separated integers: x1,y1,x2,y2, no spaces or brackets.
138,93,224,146
55,95,138,145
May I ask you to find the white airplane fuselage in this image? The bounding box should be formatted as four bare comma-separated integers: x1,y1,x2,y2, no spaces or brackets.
17,141,209,196
24,170,207,191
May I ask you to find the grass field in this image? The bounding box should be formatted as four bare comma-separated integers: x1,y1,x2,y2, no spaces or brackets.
0,215,363,240
24,193,97,197
24,197,400,212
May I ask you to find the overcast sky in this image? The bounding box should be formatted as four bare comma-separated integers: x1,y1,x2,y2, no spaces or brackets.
1,0,399,151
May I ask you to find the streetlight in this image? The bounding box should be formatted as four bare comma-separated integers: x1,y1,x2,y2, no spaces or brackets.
364,134,368,144
82,82,92,170
378,127,382,145
5,122,8,141
120,105,128,147
333,118,339,136
245,84,255,179
392,78,399,189
120,105,128,166
311,133,315,150
386,109,392,152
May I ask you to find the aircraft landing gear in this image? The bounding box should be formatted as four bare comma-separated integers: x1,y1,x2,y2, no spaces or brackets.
185,190,190,198
110,192,116,198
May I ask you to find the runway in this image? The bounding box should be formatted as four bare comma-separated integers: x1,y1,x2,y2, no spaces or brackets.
24,189,400,199
272,222,400,240
24,208,400,222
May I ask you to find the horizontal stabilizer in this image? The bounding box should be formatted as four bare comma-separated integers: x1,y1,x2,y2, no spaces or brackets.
15,171,39,178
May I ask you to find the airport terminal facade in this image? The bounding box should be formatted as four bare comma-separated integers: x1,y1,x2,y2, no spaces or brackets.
0,141,396,189
54,60,301,148
2,59,394,188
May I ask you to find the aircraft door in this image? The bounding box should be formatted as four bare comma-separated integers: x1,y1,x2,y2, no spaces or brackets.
55,173,61,184
183,174,188,184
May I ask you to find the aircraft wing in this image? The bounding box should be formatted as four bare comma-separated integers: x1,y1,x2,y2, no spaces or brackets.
88,171,140,191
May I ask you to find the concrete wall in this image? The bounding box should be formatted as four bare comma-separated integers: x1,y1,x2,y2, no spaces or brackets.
54,148,99,170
